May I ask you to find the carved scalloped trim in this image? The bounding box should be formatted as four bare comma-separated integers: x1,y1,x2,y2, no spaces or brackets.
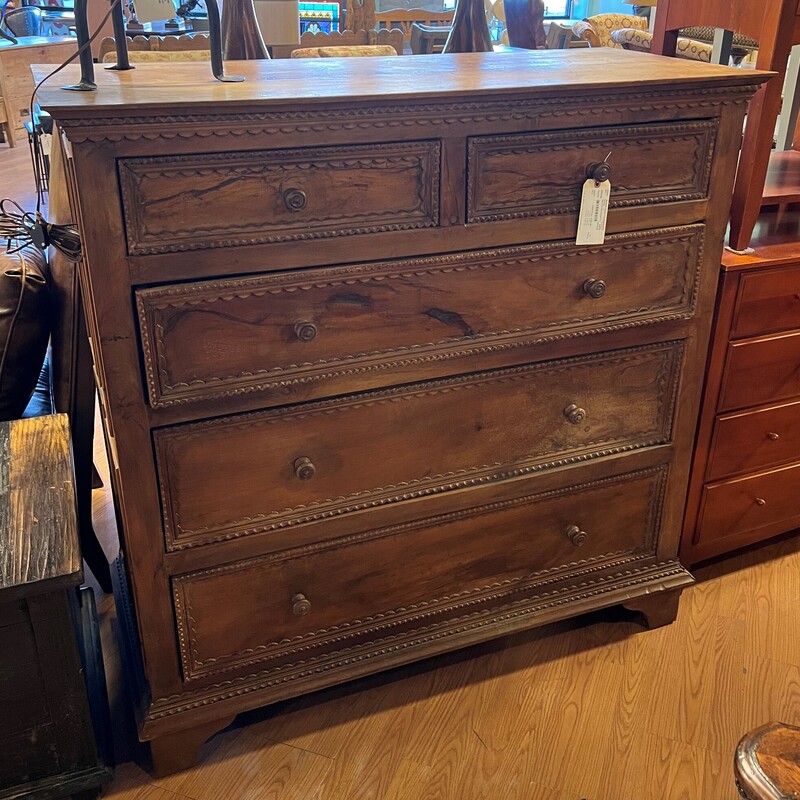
155,341,682,548
60,86,753,143
153,558,690,718
119,141,441,255
467,120,717,222
136,225,703,408
172,465,668,678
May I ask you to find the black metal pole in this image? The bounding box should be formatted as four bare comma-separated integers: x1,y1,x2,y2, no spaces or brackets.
206,0,244,83
106,0,133,70
62,0,97,91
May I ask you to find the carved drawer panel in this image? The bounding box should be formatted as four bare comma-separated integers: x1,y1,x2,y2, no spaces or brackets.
720,330,800,412
172,464,667,681
118,141,441,256
155,341,682,550
467,120,717,224
137,226,703,408
707,400,800,482
731,265,800,340
697,461,800,546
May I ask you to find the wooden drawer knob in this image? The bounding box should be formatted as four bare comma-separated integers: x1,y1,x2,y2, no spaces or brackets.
564,404,586,425
291,593,311,617
283,188,308,212
586,161,612,183
294,321,318,342
582,278,606,299
767,432,780,441
294,456,316,480
565,524,588,547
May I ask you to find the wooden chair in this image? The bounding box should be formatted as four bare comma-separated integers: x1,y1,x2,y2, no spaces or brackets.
410,22,450,54
546,20,585,49
98,32,210,62
651,0,800,250
571,13,646,48
375,8,454,43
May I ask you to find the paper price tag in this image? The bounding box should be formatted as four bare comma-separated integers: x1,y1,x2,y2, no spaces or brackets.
132,0,177,23
40,133,52,156
576,178,610,246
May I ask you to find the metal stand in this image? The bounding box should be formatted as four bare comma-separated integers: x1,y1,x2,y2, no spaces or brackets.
62,0,97,91
105,0,133,71
207,0,245,82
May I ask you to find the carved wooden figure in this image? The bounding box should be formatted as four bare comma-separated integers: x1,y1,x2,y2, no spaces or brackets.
36,51,766,775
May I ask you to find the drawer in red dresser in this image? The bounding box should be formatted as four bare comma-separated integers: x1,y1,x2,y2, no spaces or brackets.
719,330,800,412
707,400,800,481
732,265,800,339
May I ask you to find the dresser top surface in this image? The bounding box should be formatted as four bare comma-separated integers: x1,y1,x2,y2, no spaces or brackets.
36,49,767,118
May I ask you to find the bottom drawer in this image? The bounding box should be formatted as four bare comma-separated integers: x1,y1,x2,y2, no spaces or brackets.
173,464,667,682
697,462,800,545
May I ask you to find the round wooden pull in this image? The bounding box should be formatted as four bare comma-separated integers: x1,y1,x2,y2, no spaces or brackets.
565,524,588,547
767,432,780,441
586,161,611,183
755,498,767,507
294,456,316,480
582,278,606,299
294,321,317,342
291,593,311,617
564,404,586,425
283,188,307,212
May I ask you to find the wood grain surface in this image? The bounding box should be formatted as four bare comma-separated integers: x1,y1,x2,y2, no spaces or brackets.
0,414,81,600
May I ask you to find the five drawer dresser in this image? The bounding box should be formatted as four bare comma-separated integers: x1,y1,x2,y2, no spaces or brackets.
38,50,765,774
682,209,800,564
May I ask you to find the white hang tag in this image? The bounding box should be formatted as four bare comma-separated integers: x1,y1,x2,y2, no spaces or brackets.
576,178,611,246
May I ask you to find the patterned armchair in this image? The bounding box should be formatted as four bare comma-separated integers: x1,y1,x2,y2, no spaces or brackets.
571,13,647,48
610,27,712,61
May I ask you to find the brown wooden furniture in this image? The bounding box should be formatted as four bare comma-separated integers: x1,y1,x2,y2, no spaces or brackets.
0,36,75,147
682,207,800,565
98,33,210,62
651,0,800,251
0,414,112,800
375,8,454,41
410,22,451,53
502,0,545,50
37,50,764,776
735,722,800,799
271,28,405,57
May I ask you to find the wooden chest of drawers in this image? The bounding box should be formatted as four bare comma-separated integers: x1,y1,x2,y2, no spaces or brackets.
682,210,800,564
38,50,764,775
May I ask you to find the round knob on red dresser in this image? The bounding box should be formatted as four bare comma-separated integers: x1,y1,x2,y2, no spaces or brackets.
767,432,780,441
294,321,318,342
582,278,607,299
586,161,612,183
294,456,316,480
291,593,311,617
564,404,586,425
755,498,767,507
283,188,308,212
565,524,588,547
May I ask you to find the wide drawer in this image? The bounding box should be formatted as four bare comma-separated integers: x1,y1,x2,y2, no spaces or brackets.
118,140,441,256
137,226,703,408
697,462,800,545
707,399,800,481
720,330,800,412
467,120,717,225
732,265,800,339
172,464,667,681
155,341,682,550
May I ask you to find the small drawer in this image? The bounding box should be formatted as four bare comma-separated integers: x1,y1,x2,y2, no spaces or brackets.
467,120,716,225
172,464,667,681
119,141,441,256
720,330,800,412
707,400,800,481
155,341,682,550
732,265,800,339
697,462,800,545
137,225,703,408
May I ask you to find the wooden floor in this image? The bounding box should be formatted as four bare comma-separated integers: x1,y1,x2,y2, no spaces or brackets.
3,142,800,800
